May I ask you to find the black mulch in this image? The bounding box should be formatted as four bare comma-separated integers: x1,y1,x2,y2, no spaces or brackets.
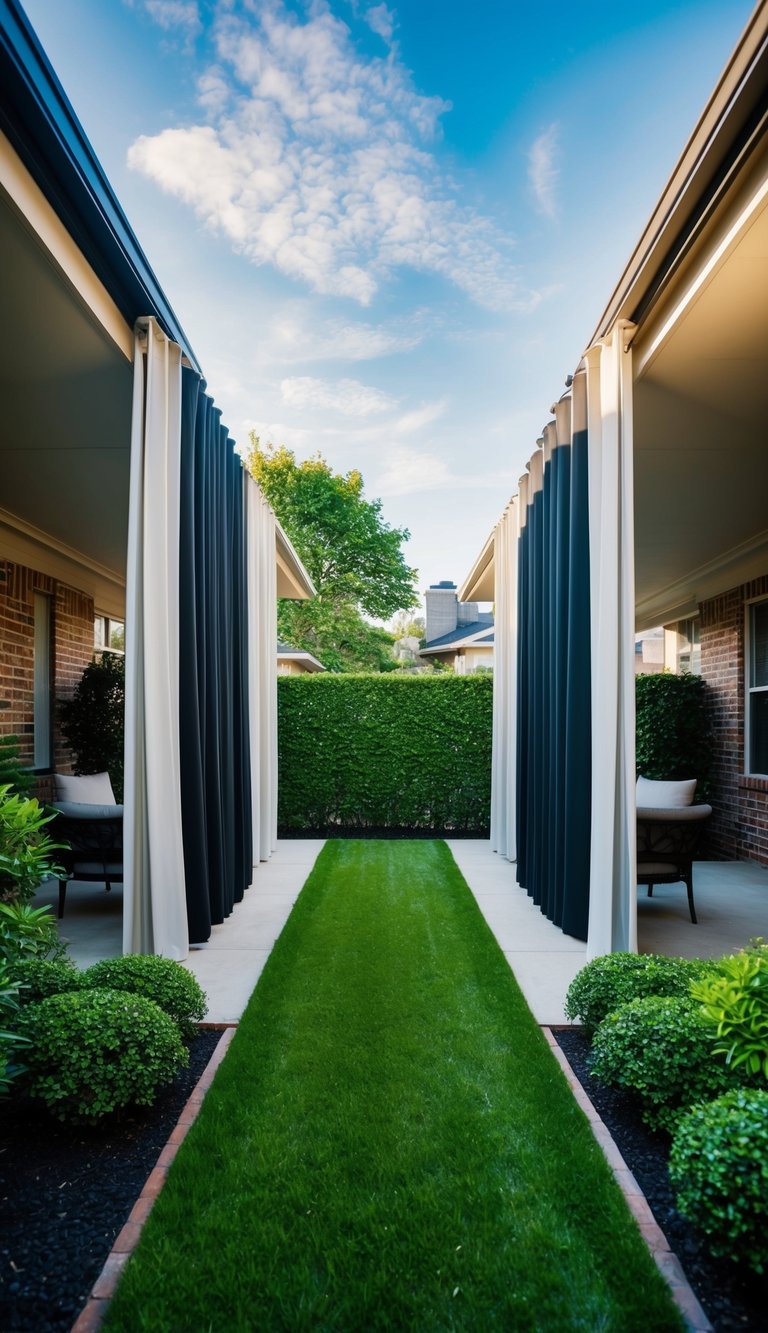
554,1027,768,1332
0,1028,222,1333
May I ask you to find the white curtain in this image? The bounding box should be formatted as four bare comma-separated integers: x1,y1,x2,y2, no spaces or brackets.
123,318,189,959
490,496,519,862
585,320,638,957
246,475,278,869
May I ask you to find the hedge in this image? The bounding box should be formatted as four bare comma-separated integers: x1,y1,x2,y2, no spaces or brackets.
278,673,492,833
635,671,713,801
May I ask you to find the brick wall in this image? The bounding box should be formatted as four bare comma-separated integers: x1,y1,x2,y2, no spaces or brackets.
700,574,768,864
0,559,95,784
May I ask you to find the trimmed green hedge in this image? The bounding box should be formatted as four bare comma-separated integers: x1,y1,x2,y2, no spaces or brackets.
278,674,492,832
636,671,713,800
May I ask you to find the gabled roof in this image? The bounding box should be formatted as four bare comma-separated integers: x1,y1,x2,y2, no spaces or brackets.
419,622,495,655
277,641,325,672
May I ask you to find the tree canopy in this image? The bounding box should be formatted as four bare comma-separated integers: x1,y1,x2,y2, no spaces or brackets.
246,439,418,672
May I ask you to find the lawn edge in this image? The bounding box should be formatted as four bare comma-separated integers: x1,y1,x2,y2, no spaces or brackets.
70,1024,237,1333
542,1026,712,1333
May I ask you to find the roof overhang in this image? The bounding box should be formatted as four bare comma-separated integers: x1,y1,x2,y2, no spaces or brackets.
420,627,494,656
459,529,495,602
276,647,325,672
276,522,316,600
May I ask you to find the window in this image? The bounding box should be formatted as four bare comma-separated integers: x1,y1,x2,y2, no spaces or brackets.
94,615,125,656
33,592,52,769
747,599,768,775
675,617,701,675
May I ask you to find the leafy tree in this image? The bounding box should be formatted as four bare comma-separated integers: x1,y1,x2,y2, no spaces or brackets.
390,611,426,640
247,439,418,671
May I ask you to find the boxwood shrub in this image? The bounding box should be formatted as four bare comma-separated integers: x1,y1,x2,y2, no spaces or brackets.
18,988,187,1121
277,673,492,833
11,957,83,1004
590,995,736,1131
564,952,714,1036
82,955,207,1040
669,1089,768,1272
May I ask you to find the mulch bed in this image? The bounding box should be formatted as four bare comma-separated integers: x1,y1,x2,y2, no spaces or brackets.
0,1028,222,1333
554,1027,768,1332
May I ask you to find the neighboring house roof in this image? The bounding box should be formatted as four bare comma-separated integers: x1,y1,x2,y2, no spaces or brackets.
419,623,495,655
277,641,325,673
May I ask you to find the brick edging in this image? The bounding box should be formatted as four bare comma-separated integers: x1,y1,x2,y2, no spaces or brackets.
70,1026,237,1333
542,1027,712,1333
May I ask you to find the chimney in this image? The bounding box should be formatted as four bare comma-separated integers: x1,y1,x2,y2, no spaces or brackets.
425,581,458,643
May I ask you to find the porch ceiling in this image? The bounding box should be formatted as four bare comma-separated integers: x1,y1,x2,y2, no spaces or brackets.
633,168,768,628
0,184,132,579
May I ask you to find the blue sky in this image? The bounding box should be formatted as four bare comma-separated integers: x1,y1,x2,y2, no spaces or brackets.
25,0,753,615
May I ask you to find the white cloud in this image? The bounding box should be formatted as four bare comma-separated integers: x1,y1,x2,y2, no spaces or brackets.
280,375,396,416
127,0,532,310
394,399,447,434
268,312,423,362
375,444,512,497
365,4,396,44
144,0,200,31
528,123,560,220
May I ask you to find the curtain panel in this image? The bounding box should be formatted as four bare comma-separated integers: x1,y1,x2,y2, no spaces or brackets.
246,475,278,867
125,317,255,956
490,498,519,862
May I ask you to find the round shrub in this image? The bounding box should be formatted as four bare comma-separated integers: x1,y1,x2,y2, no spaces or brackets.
590,995,736,1131
669,1089,768,1272
11,957,83,1004
564,952,714,1035
18,988,187,1122
82,955,207,1040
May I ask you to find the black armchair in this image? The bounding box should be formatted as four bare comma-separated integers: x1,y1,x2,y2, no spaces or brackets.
52,773,123,919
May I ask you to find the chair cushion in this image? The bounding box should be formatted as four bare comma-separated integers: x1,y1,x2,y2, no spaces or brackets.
636,775,697,809
54,772,116,805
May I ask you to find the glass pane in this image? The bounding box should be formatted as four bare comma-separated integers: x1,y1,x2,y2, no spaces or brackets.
750,691,768,775
751,602,768,688
109,621,125,652
94,615,105,649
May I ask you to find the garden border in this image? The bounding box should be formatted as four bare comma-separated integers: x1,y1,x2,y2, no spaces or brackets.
543,1027,712,1332
70,1025,237,1333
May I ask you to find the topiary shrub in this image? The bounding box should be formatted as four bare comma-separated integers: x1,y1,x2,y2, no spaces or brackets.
59,654,125,802
82,955,207,1040
669,1089,768,1272
692,946,768,1079
590,995,736,1131
18,989,187,1122
10,957,83,1004
564,952,714,1036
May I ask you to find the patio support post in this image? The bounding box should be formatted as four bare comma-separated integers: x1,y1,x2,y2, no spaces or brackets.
585,321,638,957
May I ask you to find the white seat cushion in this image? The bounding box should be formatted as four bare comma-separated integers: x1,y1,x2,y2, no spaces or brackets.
636,775,697,809
54,771,116,805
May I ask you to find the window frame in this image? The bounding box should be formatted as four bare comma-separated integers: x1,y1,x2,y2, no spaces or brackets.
745,594,768,777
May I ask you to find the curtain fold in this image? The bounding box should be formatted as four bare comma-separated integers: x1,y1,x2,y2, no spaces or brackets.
490,497,518,861
585,323,637,956
123,319,188,959
245,476,278,868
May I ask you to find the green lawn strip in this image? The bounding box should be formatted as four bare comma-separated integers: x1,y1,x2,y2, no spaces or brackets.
105,841,682,1332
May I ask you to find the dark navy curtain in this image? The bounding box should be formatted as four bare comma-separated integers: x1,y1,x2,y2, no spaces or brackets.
179,368,253,943
515,404,591,941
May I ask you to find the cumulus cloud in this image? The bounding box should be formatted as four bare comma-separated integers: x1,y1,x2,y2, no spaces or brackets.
528,123,560,220
127,0,529,309
280,375,396,416
394,399,447,434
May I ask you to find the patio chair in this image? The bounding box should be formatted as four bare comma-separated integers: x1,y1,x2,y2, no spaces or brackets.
636,776,711,924
51,772,123,919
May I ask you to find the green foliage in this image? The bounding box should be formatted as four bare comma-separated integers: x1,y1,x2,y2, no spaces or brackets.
18,988,187,1122
635,672,713,800
0,959,29,1095
247,440,418,620
590,995,736,1131
0,735,33,794
10,957,83,1004
278,674,492,832
0,785,66,904
82,955,207,1040
0,902,67,964
669,1089,768,1272
278,599,399,674
59,654,125,801
692,946,768,1079
564,952,714,1036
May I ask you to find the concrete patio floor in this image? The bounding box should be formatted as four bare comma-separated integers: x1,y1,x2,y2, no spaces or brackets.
34,838,768,1026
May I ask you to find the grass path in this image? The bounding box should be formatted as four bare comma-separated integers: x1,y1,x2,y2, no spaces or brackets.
105,841,681,1331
